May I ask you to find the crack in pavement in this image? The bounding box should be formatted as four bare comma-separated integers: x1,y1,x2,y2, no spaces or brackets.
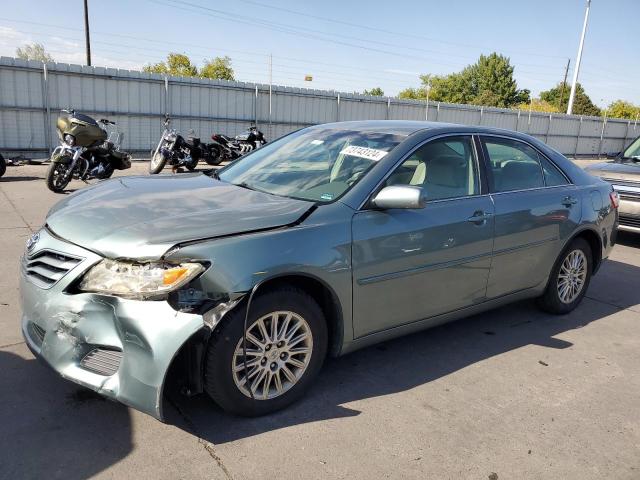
0,340,25,350
584,294,637,313
166,397,235,480
0,184,35,233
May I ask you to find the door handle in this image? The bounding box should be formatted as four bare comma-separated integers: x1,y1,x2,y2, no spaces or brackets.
562,196,578,207
467,211,493,224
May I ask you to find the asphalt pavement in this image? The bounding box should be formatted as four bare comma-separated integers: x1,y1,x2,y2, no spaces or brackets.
1,161,638,480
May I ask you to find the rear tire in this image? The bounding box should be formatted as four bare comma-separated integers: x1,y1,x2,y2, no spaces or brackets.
537,237,592,314
204,145,223,166
204,287,328,416
149,149,167,174
46,160,72,193
0,153,6,178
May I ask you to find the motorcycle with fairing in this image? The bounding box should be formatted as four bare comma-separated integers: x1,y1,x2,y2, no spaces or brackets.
46,109,131,193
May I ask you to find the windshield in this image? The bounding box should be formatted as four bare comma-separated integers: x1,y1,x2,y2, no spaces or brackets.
218,127,405,202
623,136,640,160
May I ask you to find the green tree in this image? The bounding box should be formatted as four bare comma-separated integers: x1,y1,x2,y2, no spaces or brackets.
16,43,53,62
399,53,528,108
540,82,601,116
607,100,640,120
143,53,198,77
200,56,235,80
516,98,560,113
363,87,384,96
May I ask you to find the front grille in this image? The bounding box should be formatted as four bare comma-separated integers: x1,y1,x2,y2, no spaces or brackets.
28,322,46,347
80,348,123,376
619,193,640,202
23,250,83,289
619,214,640,229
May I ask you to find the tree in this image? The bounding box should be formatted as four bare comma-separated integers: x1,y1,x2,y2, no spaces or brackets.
398,53,528,108
540,82,601,117
516,99,560,113
363,87,384,96
143,53,198,77
16,43,53,62
607,100,640,120
200,56,234,80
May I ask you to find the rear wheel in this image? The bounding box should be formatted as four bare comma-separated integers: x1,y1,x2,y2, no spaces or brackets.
538,237,592,314
46,160,72,193
204,287,327,416
149,148,167,174
0,153,6,178
204,145,223,166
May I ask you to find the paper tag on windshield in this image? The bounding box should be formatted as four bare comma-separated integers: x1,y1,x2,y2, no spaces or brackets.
340,145,388,161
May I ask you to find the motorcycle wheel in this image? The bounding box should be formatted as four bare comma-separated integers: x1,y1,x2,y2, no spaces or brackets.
204,145,223,166
149,148,167,174
185,160,198,171
46,161,72,193
0,153,6,178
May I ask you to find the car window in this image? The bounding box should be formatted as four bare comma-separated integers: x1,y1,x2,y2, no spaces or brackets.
218,127,405,203
483,138,544,192
539,155,569,186
385,136,479,201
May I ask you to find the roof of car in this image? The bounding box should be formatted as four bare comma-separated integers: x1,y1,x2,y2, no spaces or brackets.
312,120,532,138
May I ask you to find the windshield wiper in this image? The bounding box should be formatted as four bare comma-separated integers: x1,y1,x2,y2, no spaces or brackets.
234,182,258,191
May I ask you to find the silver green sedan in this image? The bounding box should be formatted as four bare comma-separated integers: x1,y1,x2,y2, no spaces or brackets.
20,121,618,420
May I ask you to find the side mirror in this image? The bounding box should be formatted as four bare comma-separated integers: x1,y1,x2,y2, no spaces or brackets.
605,151,620,159
371,185,427,210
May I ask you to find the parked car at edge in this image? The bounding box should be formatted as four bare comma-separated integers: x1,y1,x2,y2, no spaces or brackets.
20,121,618,420
585,135,640,233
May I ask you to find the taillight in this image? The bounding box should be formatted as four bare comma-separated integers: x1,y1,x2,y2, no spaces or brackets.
609,191,619,209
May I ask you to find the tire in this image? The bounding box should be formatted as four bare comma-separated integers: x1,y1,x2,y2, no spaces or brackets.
204,287,328,416
149,148,167,174
0,153,6,178
46,160,72,193
185,157,198,171
204,145,223,166
538,237,592,314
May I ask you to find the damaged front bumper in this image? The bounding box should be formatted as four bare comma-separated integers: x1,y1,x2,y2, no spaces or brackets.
20,228,207,420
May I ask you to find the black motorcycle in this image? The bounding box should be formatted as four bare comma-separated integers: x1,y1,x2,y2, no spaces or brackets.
208,126,267,163
150,115,208,174
46,109,131,193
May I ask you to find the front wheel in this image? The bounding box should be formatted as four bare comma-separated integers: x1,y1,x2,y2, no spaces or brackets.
46,161,72,193
204,287,327,416
149,147,167,174
538,237,592,314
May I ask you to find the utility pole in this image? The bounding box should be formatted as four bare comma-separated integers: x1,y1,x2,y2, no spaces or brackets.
558,58,571,110
567,0,591,115
268,54,272,138
83,0,92,66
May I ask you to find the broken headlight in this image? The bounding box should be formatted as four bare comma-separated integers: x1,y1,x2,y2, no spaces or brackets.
78,259,205,299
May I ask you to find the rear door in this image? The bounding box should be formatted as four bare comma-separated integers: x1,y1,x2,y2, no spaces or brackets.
351,135,495,338
480,135,581,299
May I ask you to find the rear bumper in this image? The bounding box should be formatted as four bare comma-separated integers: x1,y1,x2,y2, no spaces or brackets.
20,228,205,420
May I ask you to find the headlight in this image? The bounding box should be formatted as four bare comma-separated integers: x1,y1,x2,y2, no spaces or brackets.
78,260,205,298
64,134,75,146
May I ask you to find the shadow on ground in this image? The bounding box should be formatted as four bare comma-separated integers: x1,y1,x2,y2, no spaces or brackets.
165,258,638,445
0,176,42,182
0,349,133,480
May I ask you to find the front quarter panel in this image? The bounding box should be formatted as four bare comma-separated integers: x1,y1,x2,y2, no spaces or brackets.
164,202,355,347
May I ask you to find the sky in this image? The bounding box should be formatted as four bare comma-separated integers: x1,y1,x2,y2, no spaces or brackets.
0,0,638,107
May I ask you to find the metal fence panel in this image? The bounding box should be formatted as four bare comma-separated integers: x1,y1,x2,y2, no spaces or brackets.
0,56,636,158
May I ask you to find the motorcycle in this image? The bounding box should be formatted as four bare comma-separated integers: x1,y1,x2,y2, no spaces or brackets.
46,109,131,193
149,115,206,174
208,125,267,163
0,153,5,178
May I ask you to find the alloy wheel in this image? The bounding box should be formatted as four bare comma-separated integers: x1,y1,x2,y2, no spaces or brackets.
232,310,313,400
557,249,587,304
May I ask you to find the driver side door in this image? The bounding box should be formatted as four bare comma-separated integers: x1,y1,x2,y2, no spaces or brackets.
351,135,495,338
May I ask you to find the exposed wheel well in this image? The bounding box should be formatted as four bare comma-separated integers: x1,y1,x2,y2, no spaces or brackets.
255,275,344,357
573,229,603,274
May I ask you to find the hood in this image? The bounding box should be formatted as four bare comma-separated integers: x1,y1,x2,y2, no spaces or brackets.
585,161,640,184
46,173,314,259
